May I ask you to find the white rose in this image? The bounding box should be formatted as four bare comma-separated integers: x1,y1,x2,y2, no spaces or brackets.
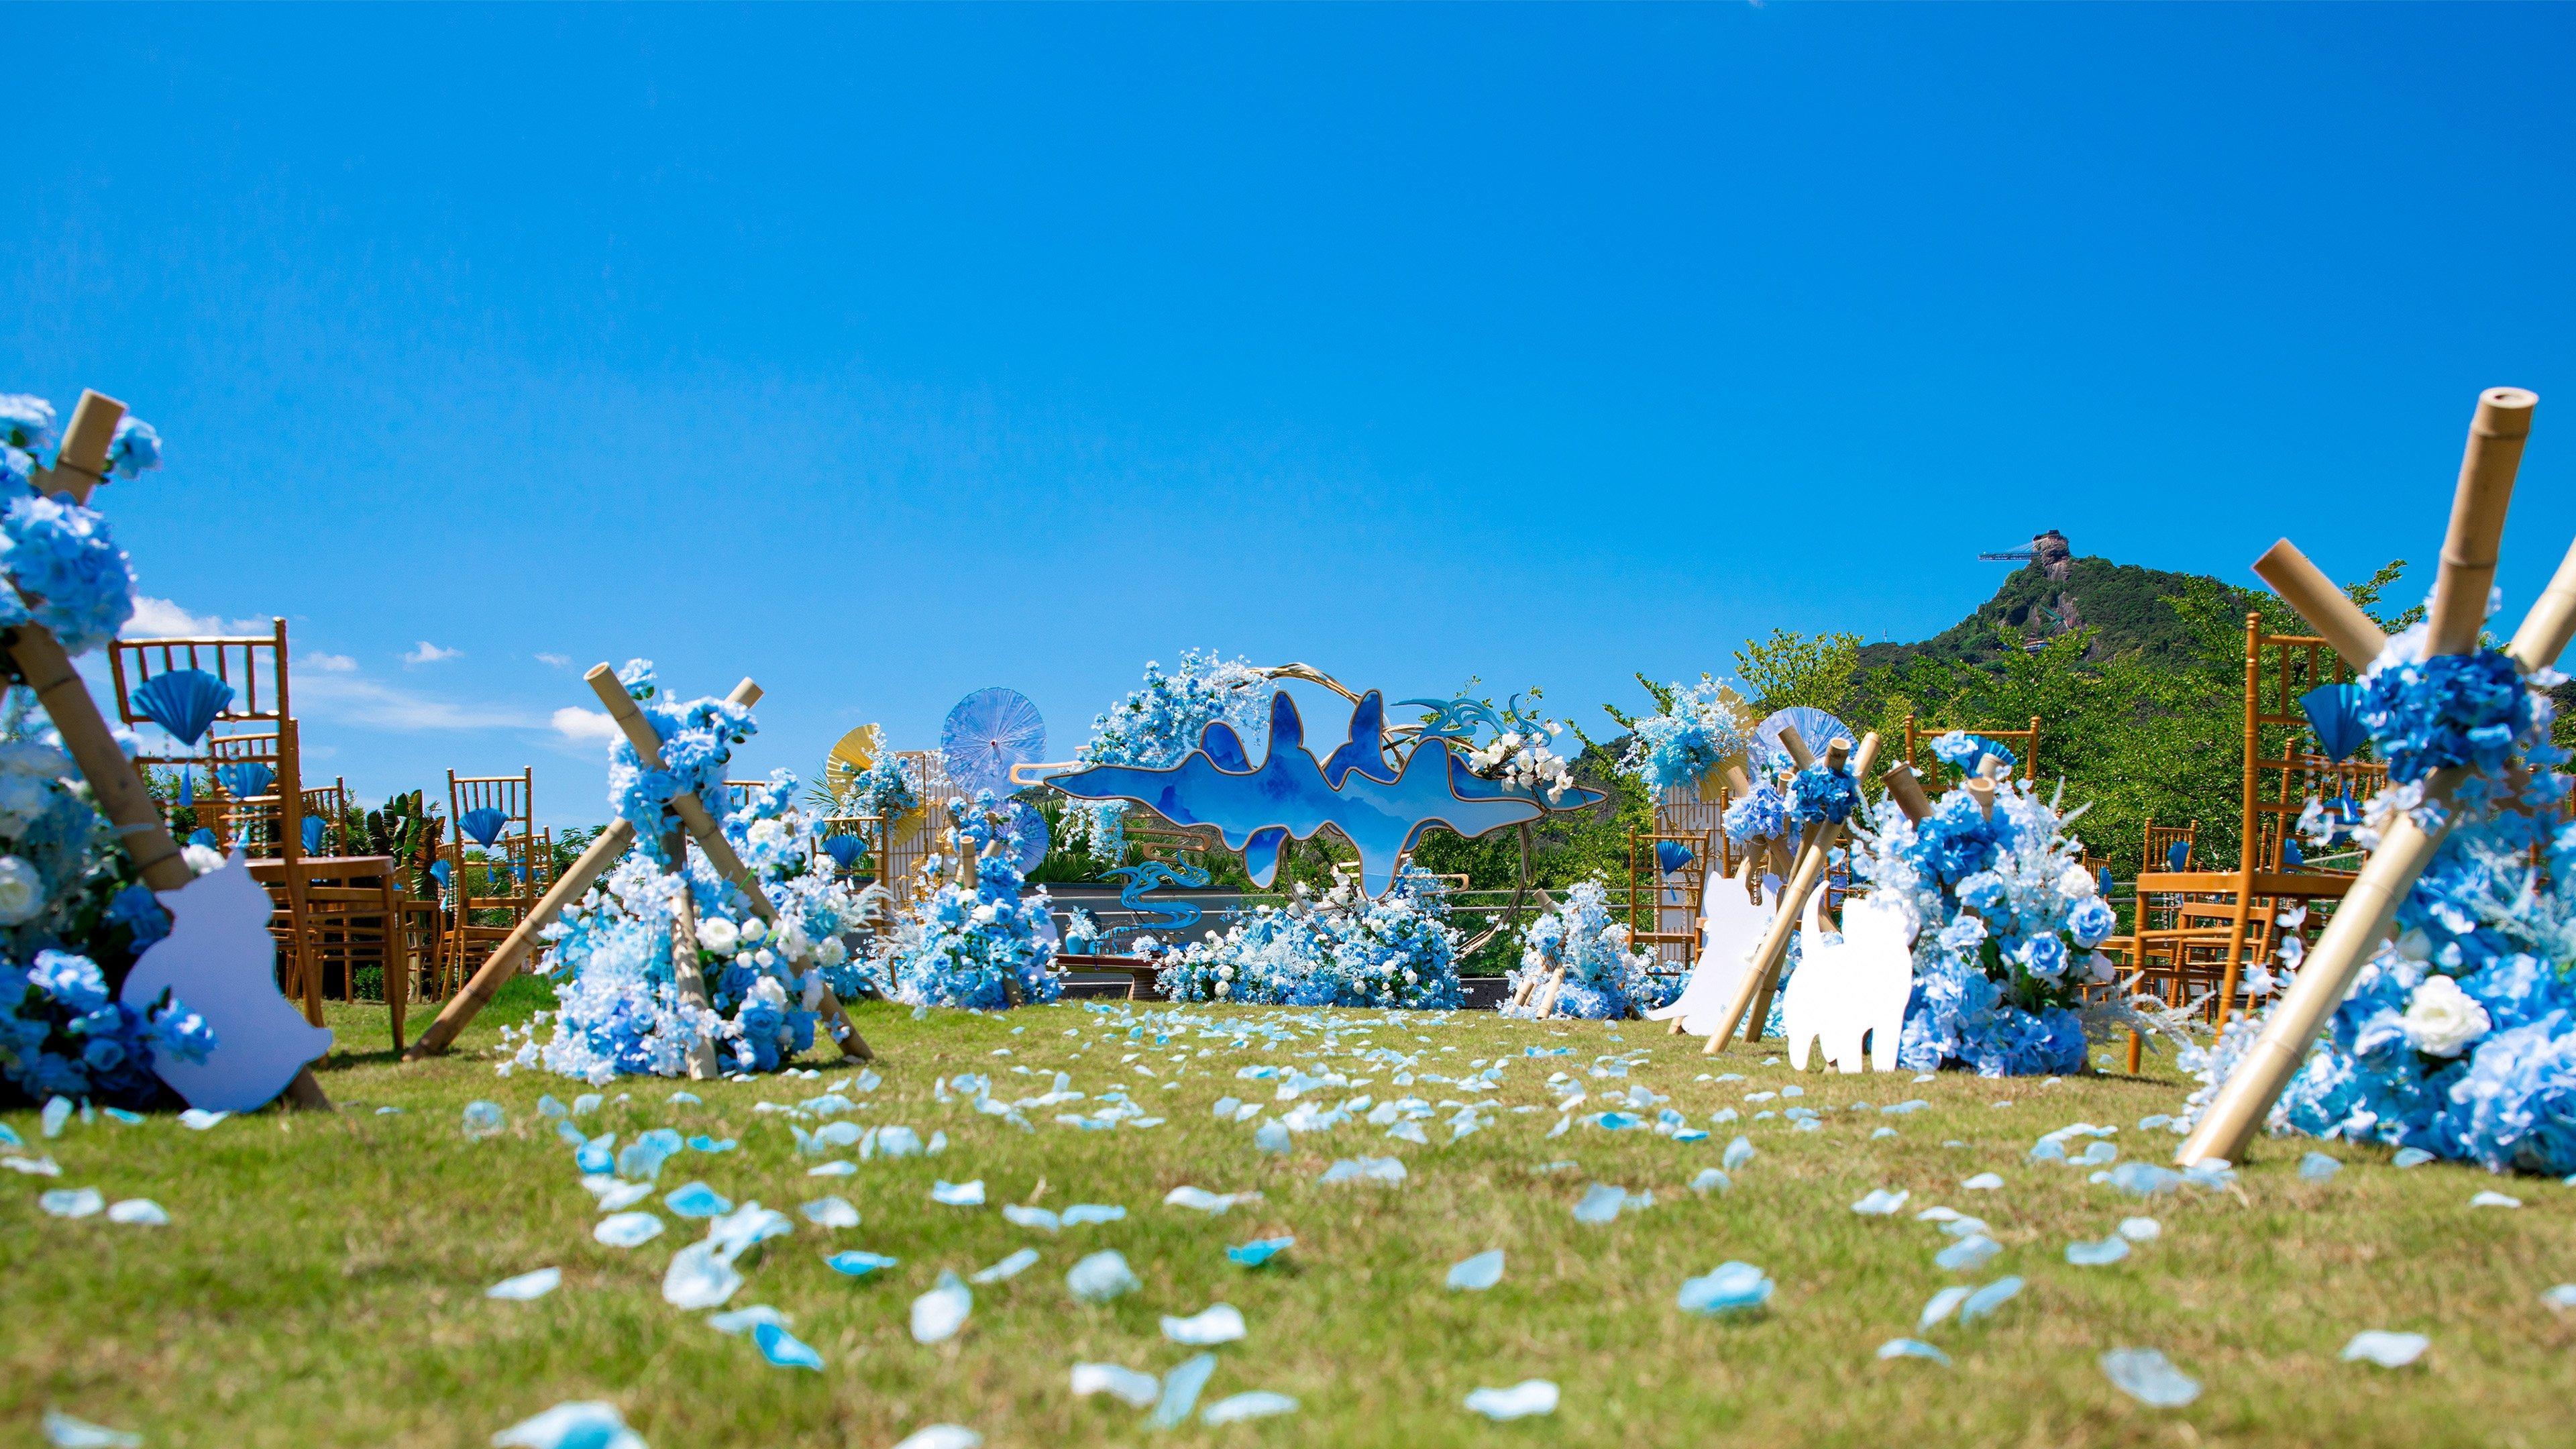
2059,862,2099,898
696,917,740,955
747,818,788,849
0,774,50,831
739,916,768,943
753,948,776,967
0,855,43,924
775,921,811,961
813,936,848,968
2401,975,2489,1057
182,843,225,877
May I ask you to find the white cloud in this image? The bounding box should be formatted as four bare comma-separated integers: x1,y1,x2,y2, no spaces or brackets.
535,652,573,668
404,641,462,666
297,672,541,732
123,596,269,639
307,651,358,673
551,706,620,743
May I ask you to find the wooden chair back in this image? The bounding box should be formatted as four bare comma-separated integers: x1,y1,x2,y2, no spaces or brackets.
1904,713,2042,782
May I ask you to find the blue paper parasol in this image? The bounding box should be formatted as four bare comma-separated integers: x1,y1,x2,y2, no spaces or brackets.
941,688,1046,798
1003,798,1051,877
133,668,233,747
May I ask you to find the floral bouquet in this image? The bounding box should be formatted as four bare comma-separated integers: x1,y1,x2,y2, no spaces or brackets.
1617,676,1747,797
1154,866,1462,1010
875,792,1063,1011
1500,878,1673,1020
1063,651,1275,863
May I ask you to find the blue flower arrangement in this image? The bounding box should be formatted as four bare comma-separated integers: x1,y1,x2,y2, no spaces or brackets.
1500,878,1673,1020
511,672,875,1081
1617,677,1746,797
2,950,213,1104
0,390,160,657
2184,615,2576,1175
1722,783,1788,847
875,792,1064,1012
1851,777,2112,1076
843,756,919,823
1928,731,2017,778
1787,761,1861,827
1064,652,1275,861
1154,867,1462,1010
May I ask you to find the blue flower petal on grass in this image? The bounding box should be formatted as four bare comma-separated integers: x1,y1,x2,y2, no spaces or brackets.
2298,1152,2342,1182
753,1320,824,1371
2117,1217,2161,1242
1960,1173,2004,1191
2100,1348,2200,1407
1071,1362,1160,1407
1003,1204,1061,1232
2105,1163,2183,1197
40,1188,103,1218
1063,1203,1128,1226
1876,1338,1951,1365
664,1182,732,1218
2543,1284,2576,1311
462,1101,506,1140
911,1271,973,1343
930,1179,987,1207
688,1136,738,1154
890,1426,980,1449
1319,1157,1406,1186
1147,1354,1218,1430
969,1248,1040,1285
489,1402,645,1449
1068,1250,1142,1303
2068,1236,2131,1267
593,1212,663,1248
42,1410,143,1448
1690,1169,1731,1194
802,1197,861,1229
2392,1147,2435,1169
1462,1380,1558,1421
1162,1304,1248,1345
106,1200,167,1226
1959,1275,2023,1323
1935,1236,2000,1273
486,1268,561,1301
708,1305,789,1335
824,1250,899,1278
1448,1249,1505,1291
2471,1190,2522,1209
1203,1391,1299,1425
1722,1136,1756,1171
2341,1330,2428,1367
1851,1188,1910,1216
1572,1183,1627,1224
1918,1285,1971,1330
1226,1236,1295,1268
1676,1261,1773,1316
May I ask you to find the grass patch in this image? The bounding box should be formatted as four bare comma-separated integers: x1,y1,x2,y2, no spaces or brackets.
5,1002,2573,1448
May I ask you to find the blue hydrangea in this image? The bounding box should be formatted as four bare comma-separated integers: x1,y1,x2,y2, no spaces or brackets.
1500,879,1672,1020
1929,731,2017,777
1617,678,1747,796
2357,631,2536,786
0,490,136,655
876,793,1064,1012
1787,762,1860,826
1,949,214,1107
1722,784,1787,846
1155,867,1462,1010
107,417,162,479
1065,652,1275,861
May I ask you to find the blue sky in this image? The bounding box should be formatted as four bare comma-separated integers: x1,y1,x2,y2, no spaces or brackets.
11,4,2575,825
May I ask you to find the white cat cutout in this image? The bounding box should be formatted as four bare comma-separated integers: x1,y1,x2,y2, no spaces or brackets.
1645,857,1778,1036
1779,885,1916,1074
118,851,334,1112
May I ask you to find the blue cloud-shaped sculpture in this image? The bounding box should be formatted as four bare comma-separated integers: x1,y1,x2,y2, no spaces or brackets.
1044,691,1601,899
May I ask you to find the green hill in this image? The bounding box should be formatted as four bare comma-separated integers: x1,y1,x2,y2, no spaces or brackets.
1854,530,2245,674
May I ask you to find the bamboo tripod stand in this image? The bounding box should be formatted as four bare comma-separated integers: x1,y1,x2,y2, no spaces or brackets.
3,390,333,1110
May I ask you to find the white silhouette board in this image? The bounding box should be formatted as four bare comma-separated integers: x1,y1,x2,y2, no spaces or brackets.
119,853,334,1112
1778,887,1915,1074
1646,857,1777,1036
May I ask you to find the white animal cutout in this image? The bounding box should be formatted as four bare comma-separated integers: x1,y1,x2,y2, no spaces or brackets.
118,851,333,1112
1646,857,1777,1036
1778,885,1916,1074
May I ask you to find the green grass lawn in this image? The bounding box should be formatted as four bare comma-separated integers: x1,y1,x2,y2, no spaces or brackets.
6,996,2573,1449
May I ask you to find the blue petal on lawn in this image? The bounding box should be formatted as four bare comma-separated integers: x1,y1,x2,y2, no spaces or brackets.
1918,1285,1972,1330
1161,1304,1247,1345
43,1410,144,1448
2299,1151,2342,1182
802,1197,861,1229
1876,1338,1951,1366
2341,1330,2429,1367
1851,1188,1910,1216
486,1268,562,1301
664,1182,732,1218
1935,1236,2000,1273
1462,1381,1559,1421
911,1271,973,1344
2068,1236,2131,1267
1254,1122,1291,1154
1448,1249,1505,1291
2105,1163,2184,1197
1071,1362,1160,1407
1690,1169,1731,1194
970,1248,1040,1285
930,1179,986,1207
2100,1348,2200,1407
1723,1136,1756,1171
1676,1261,1774,1316
2118,1217,2161,1242
1067,1250,1142,1303
1062,1203,1126,1226
462,1101,505,1140
1146,1354,1218,1430
1203,1391,1299,1425
708,1305,790,1335
753,1320,825,1371
1572,1183,1629,1224
2392,1146,2435,1168
1227,1236,1295,1268
594,1213,664,1248
1959,1275,2024,1323
1003,1205,1061,1232
824,1250,900,1277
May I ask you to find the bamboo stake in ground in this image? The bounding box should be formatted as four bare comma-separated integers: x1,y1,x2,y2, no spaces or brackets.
585,665,875,1061
6,391,331,1110
1703,732,1882,1055
2180,386,2540,1167
405,818,636,1059
661,822,722,1080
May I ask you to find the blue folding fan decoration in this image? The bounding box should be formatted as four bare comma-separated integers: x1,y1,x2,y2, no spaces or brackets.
215,761,274,798
2299,682,2369,763
1754,706,1858,771
187,828,219,849
2165,839,2191,873
822,835,869,871
301,816,325,853
2095,865,2116,896
133,668,233,747
429,858,453,889
2282,837,2306,869
460,806,508,847
1655,839,1696,874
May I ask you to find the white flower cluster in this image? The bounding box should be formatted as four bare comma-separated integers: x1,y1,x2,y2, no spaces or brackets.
1462,725,1576,803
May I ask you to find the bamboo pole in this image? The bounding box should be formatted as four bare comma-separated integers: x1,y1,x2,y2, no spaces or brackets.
405,818,635,1057
1703,733,1882,1055
2180,388,2537,1167
584,665,874,1061
663,823,722,1080
5,392,331,1110
2251,541,2390,672
1880,763,1934,822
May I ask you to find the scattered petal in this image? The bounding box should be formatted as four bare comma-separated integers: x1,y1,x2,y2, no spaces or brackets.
1960,1275,2024,1323
2100,1347,2200,1407
2105,1163,2184,1197
594,1212,664,1248
1463,1380,1559,1421
2392,1147,2435,1169
1063,1203,1128,1226
1935,1235,2000,1273
1448,1249,1505,1291
42,1411,142,1448
1162,1303,1247,1345
1165,1186,1254,1214
2117,1217,2161,1242
1203,1391,1298,1425
105,1199,168,1226
1572,1183,1628,1224
808,1161,858,1178
930,1179,986,1207
753,1320,824,1370
970,1248,1040,1285
663,1182,732,1218
2471,1191,2521,1209
1227,1236,1294,1267
462,1101,506,1140
1147,1353,1218,1430
40,1187,104,1218
1918,1285,1971,1330
663,1241,745,1309
1067,1250,1142,1303
2341,1330,2428,1368
2067,1236,2131,1267
1722,1136,1756,1171
2544,1283,2576,1311
802,1197,860,1229
890,1426,979,1449
2298,1151,2342,1182
1689,1169,1731,1195
490,1401,645,1449
1319,1157,1405,1187
910,1270,973,1343
1876,1338,1951,1365
1254,1121,1291,1154
178,1110,227,1130
825,1250,900,1278
1676,1261,1774,1316
1961,1173,2004,1191
1851,1188,1910,1216
708,1305,790,1335
486,1268,562,1301
1071,1362,1160,1408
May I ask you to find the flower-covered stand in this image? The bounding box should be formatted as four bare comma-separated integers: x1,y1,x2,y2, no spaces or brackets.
1703,733,1882,1055
2180,386,2576,1169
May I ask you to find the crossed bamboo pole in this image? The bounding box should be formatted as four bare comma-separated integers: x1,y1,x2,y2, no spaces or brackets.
2178,387,2569,1167
1703,732,1883,1054
7,391,334,1110
408,668,875,1062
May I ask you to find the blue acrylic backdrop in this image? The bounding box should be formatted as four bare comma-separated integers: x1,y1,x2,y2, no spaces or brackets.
1044,690,1601,899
